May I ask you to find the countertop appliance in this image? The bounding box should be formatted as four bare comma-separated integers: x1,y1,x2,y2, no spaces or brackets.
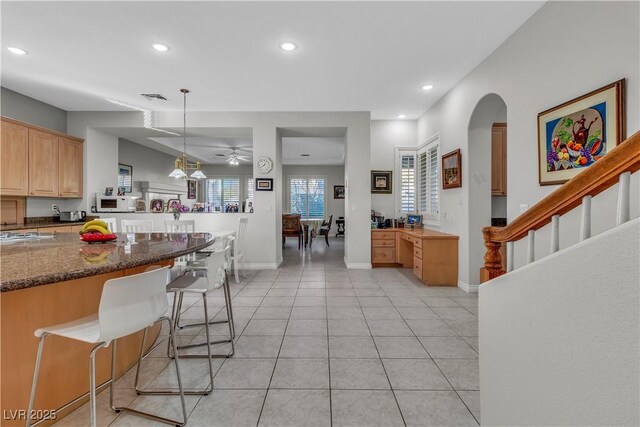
52,205,87,222
96,194,136,213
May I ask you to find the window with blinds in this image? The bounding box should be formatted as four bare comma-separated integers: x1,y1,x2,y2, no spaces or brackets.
289,176,326,220
418,143,439,223
400,154,415,213
246,177,254,201
204,178,240,212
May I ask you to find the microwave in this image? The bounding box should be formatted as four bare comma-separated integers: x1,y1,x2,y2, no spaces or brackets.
96,194,136,212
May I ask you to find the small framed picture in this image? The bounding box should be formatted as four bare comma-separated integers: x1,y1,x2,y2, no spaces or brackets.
187,180,196,199
334,185,345,199
150,199,164,213
255,178,273,191
371,171,392,194
104,187,113,196
442,149,462,189
117,163,133,193
245,199,254,213
167,199,181,211
406,214,423,228
117,187,126,196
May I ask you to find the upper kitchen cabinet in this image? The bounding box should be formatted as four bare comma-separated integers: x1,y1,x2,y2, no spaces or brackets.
58,137,83,197
491,123,507,196
1,120,29,196
28,129,59,197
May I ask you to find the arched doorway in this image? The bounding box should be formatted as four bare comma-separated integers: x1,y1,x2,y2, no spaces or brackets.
467,93,507,285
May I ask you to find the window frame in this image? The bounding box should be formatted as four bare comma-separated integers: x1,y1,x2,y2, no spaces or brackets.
287,175,328,220
417,134,441,227
203,175,243,212
394,148,417,216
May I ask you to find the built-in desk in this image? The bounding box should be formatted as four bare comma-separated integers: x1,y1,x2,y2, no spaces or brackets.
372,227,458,286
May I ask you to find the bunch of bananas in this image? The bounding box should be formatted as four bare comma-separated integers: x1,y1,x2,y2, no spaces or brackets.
79,220,111,235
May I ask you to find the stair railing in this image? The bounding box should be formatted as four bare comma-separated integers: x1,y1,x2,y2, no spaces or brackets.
481,131,640,282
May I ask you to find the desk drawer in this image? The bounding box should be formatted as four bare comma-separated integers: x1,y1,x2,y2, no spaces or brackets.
372,247,395,263
400,233,423,248
372,238,395,247
373,231,395,240
413,257,423,279
413,246,423,259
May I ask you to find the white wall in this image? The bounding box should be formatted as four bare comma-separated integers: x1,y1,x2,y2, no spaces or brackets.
282,165,345,230
370,120,417,217
416,1,640,286
1,87,67,133
480,218,640,425
67,110,371,268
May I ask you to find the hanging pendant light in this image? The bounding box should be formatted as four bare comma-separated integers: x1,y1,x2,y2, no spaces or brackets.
168,88,206,179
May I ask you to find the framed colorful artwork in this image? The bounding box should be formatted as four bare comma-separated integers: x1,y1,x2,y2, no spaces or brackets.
187,180,196,199
255,178,273,191
442,149,462,189
538,79,625,185
150,199,164,213
371,171,392,194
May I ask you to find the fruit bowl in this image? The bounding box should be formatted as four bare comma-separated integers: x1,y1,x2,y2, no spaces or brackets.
80,233,118,243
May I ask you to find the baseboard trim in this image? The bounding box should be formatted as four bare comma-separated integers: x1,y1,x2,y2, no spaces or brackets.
243,263,280,270
345,261,372,269
458,280,479,293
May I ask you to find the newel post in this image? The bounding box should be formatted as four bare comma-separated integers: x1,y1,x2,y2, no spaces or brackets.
480,226,505,283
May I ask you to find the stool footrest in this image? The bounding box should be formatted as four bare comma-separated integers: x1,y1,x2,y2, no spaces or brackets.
112,405,186,426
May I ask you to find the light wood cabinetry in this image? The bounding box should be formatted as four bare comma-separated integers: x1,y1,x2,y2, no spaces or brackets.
372,228,459,286
1,117,84,200
1,121,29,196
58,137,83,197
29,129,59,196
492,123,507,196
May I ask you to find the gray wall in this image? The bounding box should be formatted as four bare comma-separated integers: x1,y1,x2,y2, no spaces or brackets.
1,87,67,133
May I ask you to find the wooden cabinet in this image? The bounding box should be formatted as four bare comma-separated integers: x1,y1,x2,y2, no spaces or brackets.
1,117,84,199
1,121,29,196
372,230,396,264
58,137,83,197
28,129,59,197
492,123,507,196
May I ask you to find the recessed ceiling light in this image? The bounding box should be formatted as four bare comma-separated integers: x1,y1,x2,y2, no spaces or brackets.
280,42,297,51
397,114,406,119
421,84,434,91
152,43,170,52
300,154,310,157
8,47,27,55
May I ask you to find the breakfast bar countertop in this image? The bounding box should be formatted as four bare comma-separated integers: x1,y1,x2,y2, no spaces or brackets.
0,232,215,292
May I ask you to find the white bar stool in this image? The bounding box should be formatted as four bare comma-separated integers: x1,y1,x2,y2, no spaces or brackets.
26,267,187,427
165,220,196,267
121,219,153,233
100,218,117,233
230,218,248,284
167,236,235,371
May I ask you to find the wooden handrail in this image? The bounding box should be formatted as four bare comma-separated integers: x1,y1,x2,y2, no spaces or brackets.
481,130,640,282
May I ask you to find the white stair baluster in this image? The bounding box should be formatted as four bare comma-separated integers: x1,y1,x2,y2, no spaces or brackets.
617,171,631,226
580,195,592,241
506,241,514,272
550,215,560,253
527,230,535,264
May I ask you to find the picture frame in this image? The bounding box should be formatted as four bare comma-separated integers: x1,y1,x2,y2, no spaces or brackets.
255,178,273,191
117,163,133,193
104,187,113,196
187,180,196,199
442,149,462,189
538,79,625,186
117,187,126,196
167,199,181,211
406,214,423,228
334,185,345,199
150,199,164,213
371,171,392,194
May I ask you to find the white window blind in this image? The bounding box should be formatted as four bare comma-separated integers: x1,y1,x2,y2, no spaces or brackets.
400,154,415,213
418,143,439,223
246,177,254,201
204,178,240,212
289,176,326,220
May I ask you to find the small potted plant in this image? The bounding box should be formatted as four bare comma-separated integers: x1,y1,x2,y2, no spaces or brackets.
171,202,190,220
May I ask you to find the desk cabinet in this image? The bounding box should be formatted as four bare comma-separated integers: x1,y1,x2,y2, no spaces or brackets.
372,228,458,286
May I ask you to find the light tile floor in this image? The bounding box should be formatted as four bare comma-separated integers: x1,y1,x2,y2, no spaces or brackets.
54,238,479,426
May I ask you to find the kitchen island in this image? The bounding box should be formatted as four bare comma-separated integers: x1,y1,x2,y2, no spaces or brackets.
0,232,215,426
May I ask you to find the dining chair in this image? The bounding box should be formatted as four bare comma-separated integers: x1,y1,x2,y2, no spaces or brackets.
318,214,333,247
100,218,117,233
282,214,303,249
164,220,195,233
121,219,153,233
230,218,248,283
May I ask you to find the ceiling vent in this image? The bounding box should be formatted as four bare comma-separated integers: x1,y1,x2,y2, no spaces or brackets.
141,93,167,101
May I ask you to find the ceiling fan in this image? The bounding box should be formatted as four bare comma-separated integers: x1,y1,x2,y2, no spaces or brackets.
214,148,251,165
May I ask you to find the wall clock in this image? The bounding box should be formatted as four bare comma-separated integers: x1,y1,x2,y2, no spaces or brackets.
256,157,273,174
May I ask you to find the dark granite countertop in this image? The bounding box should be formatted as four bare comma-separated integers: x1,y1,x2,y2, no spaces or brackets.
0,216,100,231
0,232,215,292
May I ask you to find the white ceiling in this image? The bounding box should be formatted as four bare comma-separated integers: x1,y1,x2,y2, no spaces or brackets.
1,1,543,119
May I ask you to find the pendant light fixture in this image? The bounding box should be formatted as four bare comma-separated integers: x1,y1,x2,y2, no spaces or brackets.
169,88,207,179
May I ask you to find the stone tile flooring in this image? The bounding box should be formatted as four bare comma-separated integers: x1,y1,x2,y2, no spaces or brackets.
54,239,479,426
